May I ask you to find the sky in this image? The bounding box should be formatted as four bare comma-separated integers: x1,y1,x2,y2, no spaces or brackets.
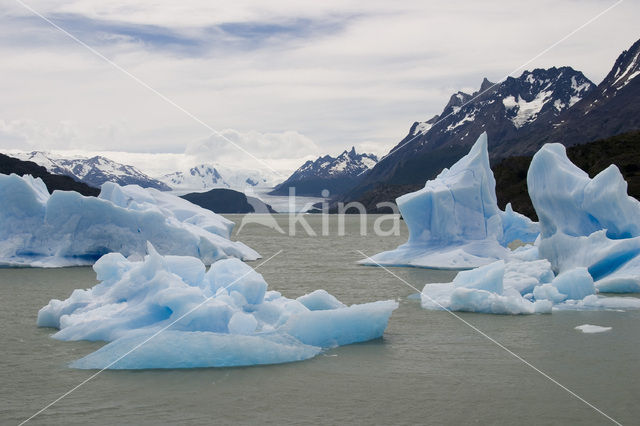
0,0,638,178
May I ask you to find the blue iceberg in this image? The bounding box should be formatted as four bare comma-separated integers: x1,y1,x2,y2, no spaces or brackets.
418,142,640,315
0,174,258,267
420,258,640,315
38,244,398,369
528,144,640,293
360,133,538,269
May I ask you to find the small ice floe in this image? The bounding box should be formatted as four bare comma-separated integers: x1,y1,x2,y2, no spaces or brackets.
574,324,612,334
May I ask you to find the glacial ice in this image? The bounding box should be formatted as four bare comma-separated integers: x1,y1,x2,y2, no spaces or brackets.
359,133,538,270
574,324,612,334
420,260,553,315
419,258,640,315
528,144,640,293
417,142,640,315
0,174,258,267
38,244,398,369
354,131,640,314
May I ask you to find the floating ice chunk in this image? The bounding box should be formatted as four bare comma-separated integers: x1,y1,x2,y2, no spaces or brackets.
0,174,258,267
448,287,552,315
555,294,640,311
297,290,346,311
420,260,553,315
38,245,397,369
574,324,612,334
419,256,640,314
360,133,538,270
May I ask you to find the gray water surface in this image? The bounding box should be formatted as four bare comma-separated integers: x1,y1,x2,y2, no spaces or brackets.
1,215,638,425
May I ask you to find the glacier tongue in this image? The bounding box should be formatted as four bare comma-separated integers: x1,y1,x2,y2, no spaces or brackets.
38,245,398,369
0,174,258,267
360,132,538,269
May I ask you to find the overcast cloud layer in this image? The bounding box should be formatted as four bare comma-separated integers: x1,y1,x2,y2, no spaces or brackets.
1,0,638,176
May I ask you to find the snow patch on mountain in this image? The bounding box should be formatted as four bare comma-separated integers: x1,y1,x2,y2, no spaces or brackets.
159,164,279,192
281,148,378,182
13,151,169,190
503,91,553,128
612,49,640,89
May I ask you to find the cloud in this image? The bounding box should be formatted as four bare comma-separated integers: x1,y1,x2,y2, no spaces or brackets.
184,129,320,175
0,0,638,178
0,119,80,150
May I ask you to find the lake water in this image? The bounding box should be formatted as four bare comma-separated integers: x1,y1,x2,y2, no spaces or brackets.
1,215,638,425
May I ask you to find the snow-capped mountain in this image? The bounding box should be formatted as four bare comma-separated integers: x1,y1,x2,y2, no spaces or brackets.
0,152,100,196
159,164,279,192
544,38,640,147
353,67,595,195
270,147,378,196
346,66,596,197
600,37,640,95
340,37,640,210
13,152,170,190
287,147,377,180
405,67,595,157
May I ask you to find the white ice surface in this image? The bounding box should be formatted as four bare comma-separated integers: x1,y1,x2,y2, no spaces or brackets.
38,244,398,369
420,258,640,315
360,133,538,270
528,144,640,293
574,324,612,334
0,175,258,267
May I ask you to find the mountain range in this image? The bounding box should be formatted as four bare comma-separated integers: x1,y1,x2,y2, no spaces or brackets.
338,37,640,211
269,147,378,196
0,153,99,196
159,164,279,193
13,152,170,190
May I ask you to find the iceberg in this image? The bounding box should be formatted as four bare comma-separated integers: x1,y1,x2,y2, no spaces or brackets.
38,244,398,369
360,133,538,270
528,144,640,293
355,136,640,314
0,174,258,267
419,258,640,315
417,144,640,315
420,260,553,315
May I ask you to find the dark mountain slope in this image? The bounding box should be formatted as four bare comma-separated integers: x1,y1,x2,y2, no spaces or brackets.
340,38,640,212
0,153,100,196
342,66,595,204
182,188,277,214
271,147,377,196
